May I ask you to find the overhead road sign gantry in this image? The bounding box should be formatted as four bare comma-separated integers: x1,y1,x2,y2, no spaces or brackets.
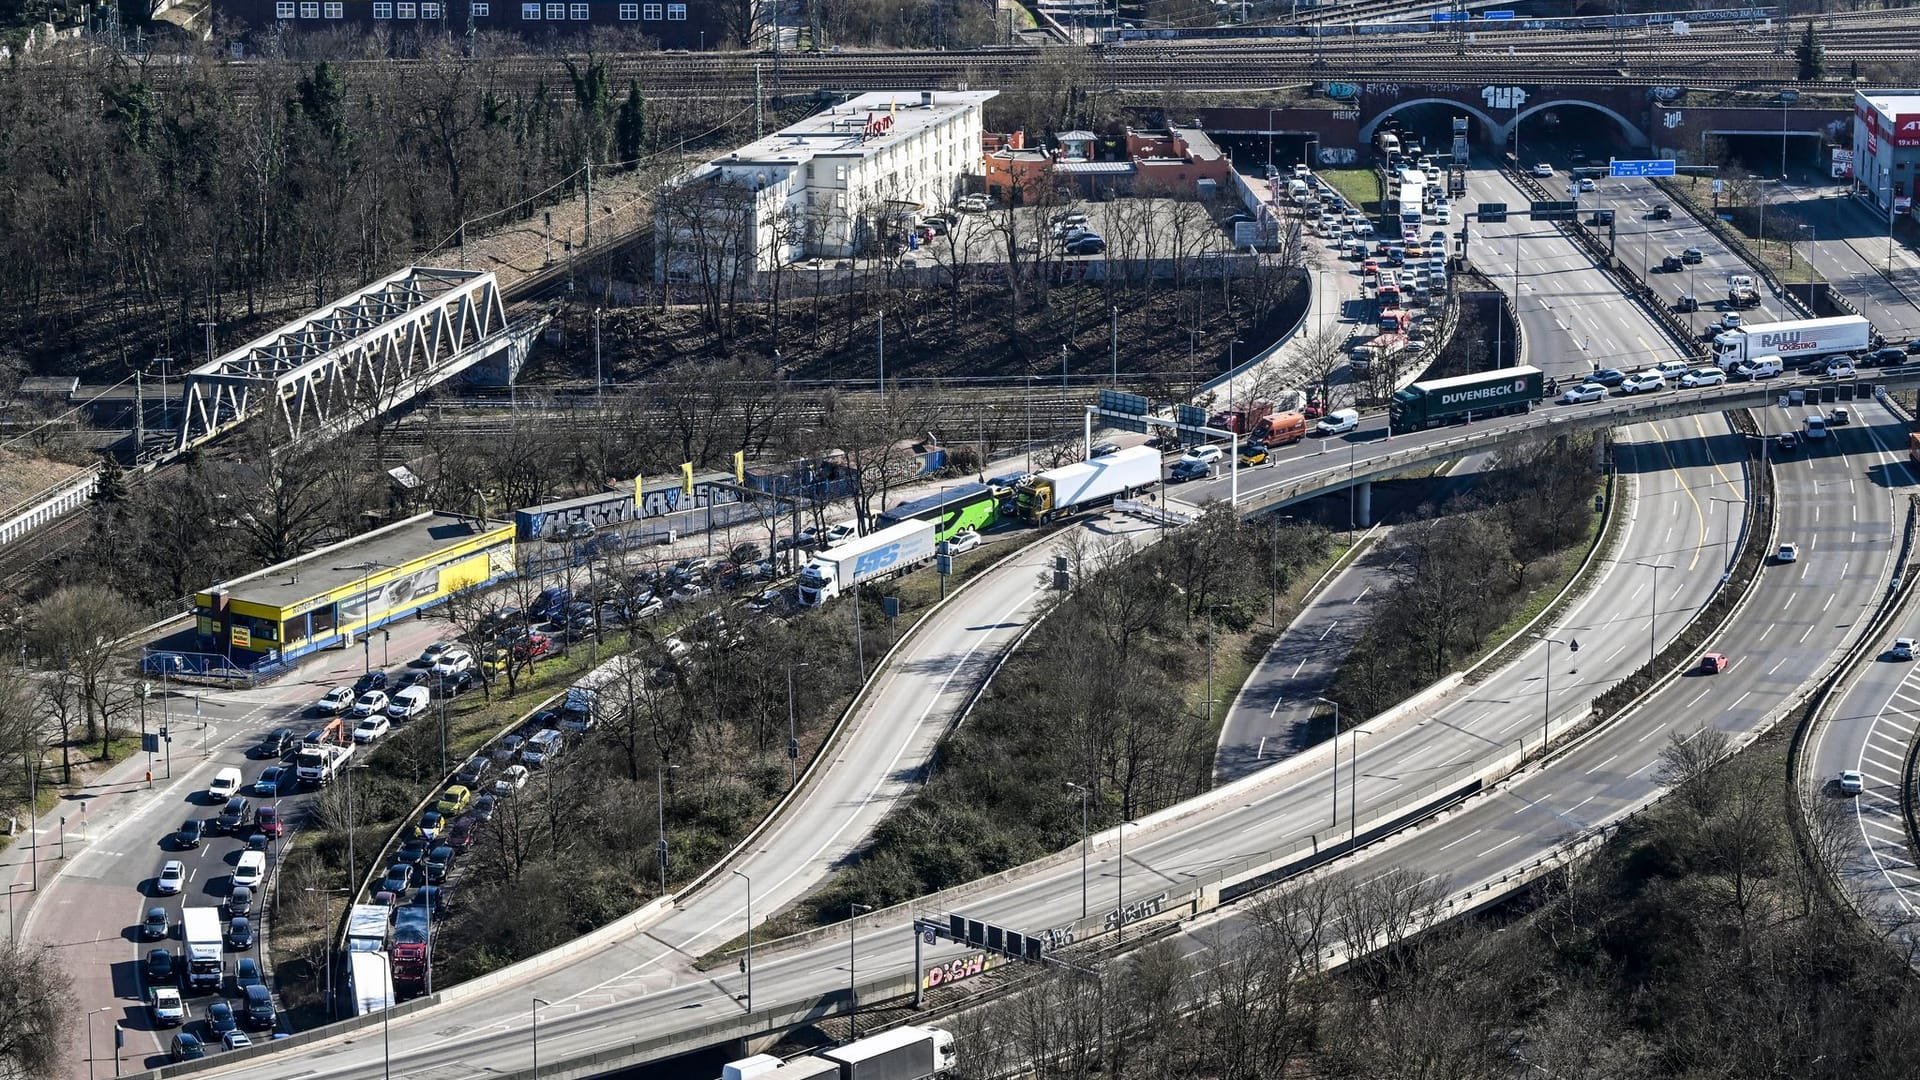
1609,158,1677,178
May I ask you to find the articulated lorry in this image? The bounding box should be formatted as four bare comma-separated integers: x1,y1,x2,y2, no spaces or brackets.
724,1026,958,1080
795,519,938,606
1013,445,1160,525
346,950,394,1017
1389,365,1543,434
1712,315,1871,369
182,907,224,991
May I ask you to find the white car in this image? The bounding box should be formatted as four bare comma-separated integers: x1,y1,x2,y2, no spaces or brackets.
1316,409,1361,435
823,523,858,546
1558,383,1607,404
430,649,473,677
1825,359,1857,378
1838,770,1865,795
232,850,266,889
492,764,530,797
1776,542,1800,563
1679,367,1727,388
957,194,989,213
1653,359,1692,378
208,767,243,801
314,686,355,715
939,528,982,554
156,860,186,895
1184,445,1225,465
350,690,388,717
1719,313,1742,330
1893,637,1915,661
1617,372,1666,394
1532,163,1554,177
352,715,391,744
1578,177,1596,192
148,987,185,1027
386,686,430,720
416,641,456,666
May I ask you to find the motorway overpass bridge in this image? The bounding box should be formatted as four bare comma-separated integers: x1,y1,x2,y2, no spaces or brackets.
1178,368,1913,525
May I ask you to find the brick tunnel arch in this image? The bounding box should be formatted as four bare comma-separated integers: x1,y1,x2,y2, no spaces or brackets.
1358,99,1502,148
1512,99,1652,150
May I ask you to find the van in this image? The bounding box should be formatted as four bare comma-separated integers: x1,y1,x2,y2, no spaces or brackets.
1286,179,1308,202
521,729,564,768
1803,414,1829,440
1734,355,1783,379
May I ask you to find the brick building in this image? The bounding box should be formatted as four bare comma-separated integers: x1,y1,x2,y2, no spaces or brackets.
216,0,737,45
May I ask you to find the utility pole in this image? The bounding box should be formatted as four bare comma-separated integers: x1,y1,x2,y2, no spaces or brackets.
754,62,764,140
584,159,594,251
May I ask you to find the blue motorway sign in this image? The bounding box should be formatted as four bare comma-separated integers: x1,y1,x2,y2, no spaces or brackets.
1609,158,1677,178
1482,10,1514,19
1430,11,1465,20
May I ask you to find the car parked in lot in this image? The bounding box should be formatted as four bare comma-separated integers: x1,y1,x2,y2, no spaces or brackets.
1679,367,1726,388
1558,383,1606,404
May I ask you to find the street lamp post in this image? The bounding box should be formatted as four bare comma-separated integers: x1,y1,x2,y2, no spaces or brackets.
1317,696,1340,827
733,870,753,1011
785,662,812,788
1115,819,1139,939
87,1006,113,1080
656,763,679,893
1110,305,1119,387
1349,727,1373,843
1710,497,1746,573
6,881,27,943
1780,89,1797,184
1065,781,1091,919
1540,636,1577,751
849,902,874,1038
304,886,349,1020
531,997,551,1080
1634,561,1674,665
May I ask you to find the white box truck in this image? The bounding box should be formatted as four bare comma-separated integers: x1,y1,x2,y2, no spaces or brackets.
347,904,390,953
346,950,394,1017
1012,446,1161,525
1713,315,1871,369
182,907,224,990
795,519,937,606
818,1025,958,1080
722,1057,840,1080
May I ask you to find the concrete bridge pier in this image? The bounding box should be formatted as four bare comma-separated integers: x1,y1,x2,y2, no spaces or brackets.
1349,480,1372,529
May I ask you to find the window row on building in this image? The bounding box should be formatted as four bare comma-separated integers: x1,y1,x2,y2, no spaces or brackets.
273,0,686,17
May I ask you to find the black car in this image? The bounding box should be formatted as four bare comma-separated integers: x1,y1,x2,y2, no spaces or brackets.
242,984,276,1029
225,917,255,950
251,728,295,759
354,671,389,694
142,907,170,941
1865,346,1907,367
175,818,205,850
1674,294,1700,314
214,797,252,834
145,948,176,982
1681,247,1704,264
397,840,430,868
1649,204,1673,220
394,670,432,691
226,886,253,917
454,756,493,788
1588,368,1629,387
206,1001,238,1035
437,669,481,698
1066,236,1107,256
380,863,415,896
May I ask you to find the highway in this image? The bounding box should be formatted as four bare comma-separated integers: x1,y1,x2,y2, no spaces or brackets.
1803,423,1920,936
1780,180,1920,341
1599,175,1793,331
178,406,1748,1080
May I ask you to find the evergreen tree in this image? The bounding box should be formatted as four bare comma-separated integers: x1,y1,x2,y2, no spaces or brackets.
1795,22,1825,81
615,81,647,166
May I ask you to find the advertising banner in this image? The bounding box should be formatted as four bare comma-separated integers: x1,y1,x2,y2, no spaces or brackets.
1895,114,1920,148
1832,148,1855,179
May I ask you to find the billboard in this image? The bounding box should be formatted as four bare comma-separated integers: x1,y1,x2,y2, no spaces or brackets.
921,951,1004,990
1896,114,1920,148
1832,148,1854,179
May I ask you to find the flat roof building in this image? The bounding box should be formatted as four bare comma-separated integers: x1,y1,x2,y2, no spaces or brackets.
656,90,996,283
1853,90,1920,216
193,511,514,665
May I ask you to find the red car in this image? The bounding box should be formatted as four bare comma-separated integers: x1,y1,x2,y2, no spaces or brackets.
254,805,283,839
512,633,552,660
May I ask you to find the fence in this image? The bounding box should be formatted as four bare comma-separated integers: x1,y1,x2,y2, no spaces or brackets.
0,465,99,547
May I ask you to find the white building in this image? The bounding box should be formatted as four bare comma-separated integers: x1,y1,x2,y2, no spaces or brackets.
655,90,996,284
1852,89,1920,218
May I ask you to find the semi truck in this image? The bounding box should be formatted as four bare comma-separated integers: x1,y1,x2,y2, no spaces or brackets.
1013,445,1160,525
391,904,432,995
876,482,1008,542
795,519,937,606
1712,315,1871,369
347,904,390,953
1727,274,1761,309
346,950,394,1017
182,907,224,990
1389,365,1543,434
724,1026,958,1080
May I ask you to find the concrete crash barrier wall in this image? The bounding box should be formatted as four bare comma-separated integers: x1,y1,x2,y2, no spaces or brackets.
0,464,99,546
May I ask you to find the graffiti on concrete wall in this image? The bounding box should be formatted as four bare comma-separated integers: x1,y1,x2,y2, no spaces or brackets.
1483,86,1528,110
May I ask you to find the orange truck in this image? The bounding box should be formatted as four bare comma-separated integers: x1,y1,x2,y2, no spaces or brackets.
1255,410,1308,447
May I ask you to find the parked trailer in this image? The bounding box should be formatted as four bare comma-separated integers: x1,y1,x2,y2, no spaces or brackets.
1711,315,1871,368
795,519,938,606
1390,365,1544,434
876,482,1008,541
1012,445,1161,525
346,950,394,1017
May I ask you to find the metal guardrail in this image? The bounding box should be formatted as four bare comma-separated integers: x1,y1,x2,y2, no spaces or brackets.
1650,176,1819,322
0,464,99,547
